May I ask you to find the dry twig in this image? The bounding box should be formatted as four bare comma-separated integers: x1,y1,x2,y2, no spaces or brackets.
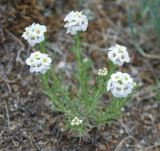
138,143,160,151
114,136,133,151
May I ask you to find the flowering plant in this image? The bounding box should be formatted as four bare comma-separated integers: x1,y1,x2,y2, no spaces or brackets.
23,12,136,135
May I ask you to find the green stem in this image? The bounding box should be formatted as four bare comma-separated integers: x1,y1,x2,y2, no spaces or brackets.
39,41,46,53
107,61,116,80
73,34,87,98
41,73,64,112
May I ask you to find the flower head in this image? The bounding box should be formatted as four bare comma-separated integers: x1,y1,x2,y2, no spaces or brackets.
98,68,108,76
22,23,46,46
64,11,88,35
107,72,134,98
108,44,130,66
26,51,52,74
71,117,82,126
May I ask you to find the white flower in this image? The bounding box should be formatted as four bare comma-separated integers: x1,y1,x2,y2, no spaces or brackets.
71,117,82,126
22,23,46,46
30,51,43,60
26,51,52,74
64,11,88,35
98,68,108,76
107,72,134,98
40,54,52,65
26,57,38,66
108,44,130,66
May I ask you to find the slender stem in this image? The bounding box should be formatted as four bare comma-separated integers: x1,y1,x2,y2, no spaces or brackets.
107,61,116,80
41,72,64,112
73,34,88,101
40,41,46,53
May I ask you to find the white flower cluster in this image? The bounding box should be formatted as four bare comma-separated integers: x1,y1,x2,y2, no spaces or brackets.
64,11,88,35
108,44,130,66
26,51,52,74
107,72,134,98
71,117,82,126
98,68,108,76
22,23,46,46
